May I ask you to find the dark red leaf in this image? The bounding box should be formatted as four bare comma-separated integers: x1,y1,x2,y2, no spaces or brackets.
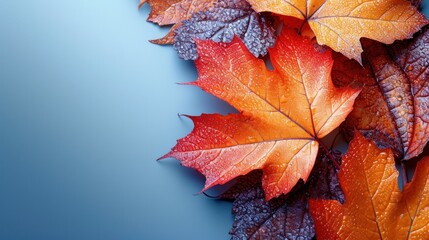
333,26,429,160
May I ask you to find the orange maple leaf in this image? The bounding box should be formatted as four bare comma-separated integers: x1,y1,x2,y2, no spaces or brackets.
139,0,217,44
310,132,429,239
246,0,428,63
161,29,360,200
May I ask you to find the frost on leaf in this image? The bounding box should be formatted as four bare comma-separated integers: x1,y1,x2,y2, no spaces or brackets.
221,151,343,240
333,26,429,160
308,150,344,203
221,171,314,240
173,0,276,60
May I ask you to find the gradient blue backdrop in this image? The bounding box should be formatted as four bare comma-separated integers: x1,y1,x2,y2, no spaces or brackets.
0,1,427,239
0,1,236,239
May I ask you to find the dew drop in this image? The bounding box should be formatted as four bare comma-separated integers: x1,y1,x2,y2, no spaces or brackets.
247,136,256,142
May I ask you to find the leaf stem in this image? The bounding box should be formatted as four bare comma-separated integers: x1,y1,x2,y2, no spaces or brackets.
401,161,408,187
202,191,218,199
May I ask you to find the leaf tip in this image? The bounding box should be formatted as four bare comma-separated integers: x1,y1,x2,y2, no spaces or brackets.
157,153,169,161
176,81,195,86
138,0,146,10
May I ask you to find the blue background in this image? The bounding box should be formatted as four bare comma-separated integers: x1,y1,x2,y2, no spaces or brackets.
0,0,235,239
0,1,427,239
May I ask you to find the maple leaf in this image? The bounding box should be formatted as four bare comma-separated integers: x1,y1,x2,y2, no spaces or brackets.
161,28,360,200
307,150,344,203
333,26,429,160
246,0,428,63
173,0,275,60
139,0,218,44
309,132,429,239
221,149,343,239
221,171,314,240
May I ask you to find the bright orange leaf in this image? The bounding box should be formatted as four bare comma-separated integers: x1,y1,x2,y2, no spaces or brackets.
310,132,429,239
246,0,428,63
139,0,217,44
161,28,360,200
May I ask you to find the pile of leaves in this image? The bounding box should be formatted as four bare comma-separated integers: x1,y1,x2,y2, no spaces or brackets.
140,0,429,238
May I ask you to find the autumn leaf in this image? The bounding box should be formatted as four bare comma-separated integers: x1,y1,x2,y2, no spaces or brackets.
307,150,344,203
139,0,218,44
139,0,215,26
149,25,177,45
221,149,343,239
173,0,275,60
246,0,428,63
221,171,314,240
161,28,360,200
333,26,429,160
310,132,429,239
140,0,275,56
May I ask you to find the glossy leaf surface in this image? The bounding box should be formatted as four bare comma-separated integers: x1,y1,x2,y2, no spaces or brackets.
310,133,429,239
246,0,428,62
162,29,359,200
174,0,275,60
333,26,429,160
